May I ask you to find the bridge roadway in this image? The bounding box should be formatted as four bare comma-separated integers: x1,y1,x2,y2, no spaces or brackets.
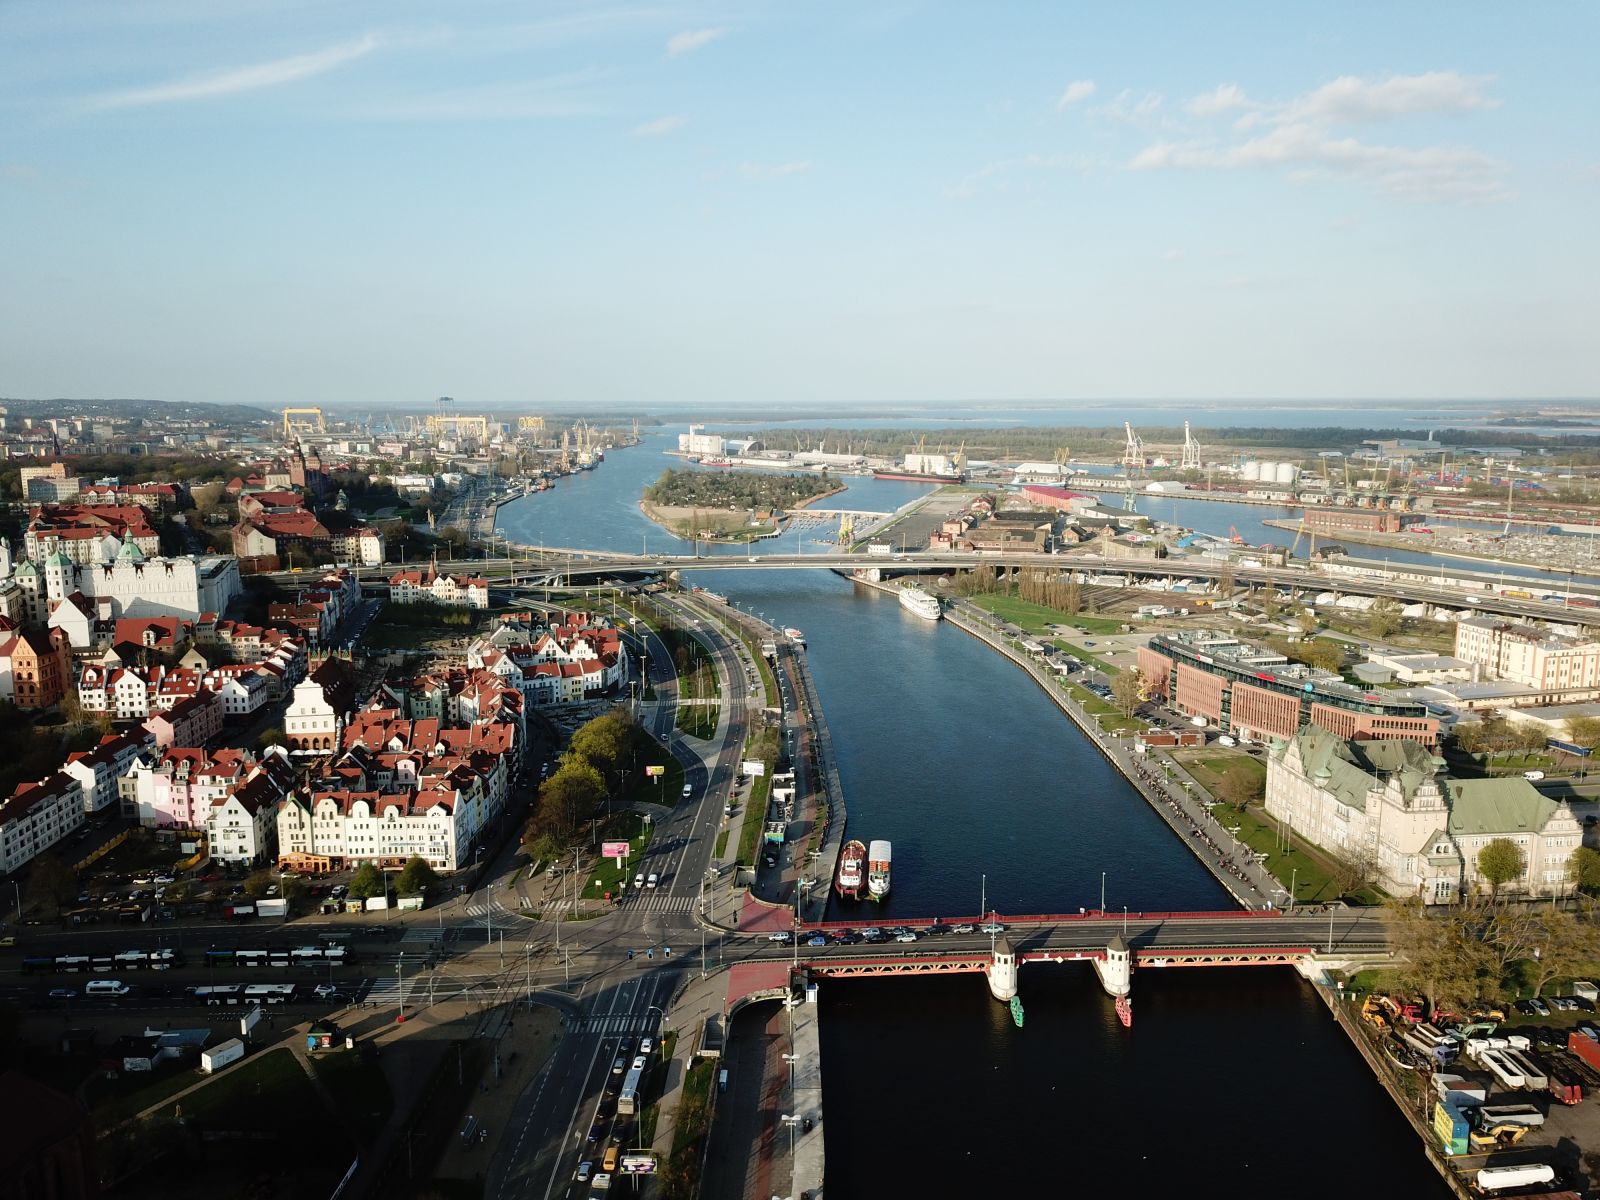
265,548,1600,625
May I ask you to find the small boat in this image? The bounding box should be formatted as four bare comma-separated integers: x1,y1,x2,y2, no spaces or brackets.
1115,995,1133,1028
784,627,806,645
1010,995,1025,1028
835,840,866,899
866,840,891,900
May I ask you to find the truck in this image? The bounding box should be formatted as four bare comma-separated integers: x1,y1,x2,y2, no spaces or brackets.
1476,1163,1555,1192
1475,1103,1545,1129
255,898,289,918
1548,1061,1584,1105
201,1038,246,1073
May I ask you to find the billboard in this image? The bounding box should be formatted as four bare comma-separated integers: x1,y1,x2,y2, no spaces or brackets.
742,760,766,777
240,1006,265,1038
602,841,631,860
619,1152,658,1175
645,765,665,778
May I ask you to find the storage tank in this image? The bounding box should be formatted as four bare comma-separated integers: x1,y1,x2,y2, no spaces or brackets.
1241,461,1261,481
1273,462,1299,485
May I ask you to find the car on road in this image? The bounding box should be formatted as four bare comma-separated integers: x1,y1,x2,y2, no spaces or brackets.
682,784,693,798
979,922,1007,934
631,1055,647,1071
807,934,828,947
768,931,794,944
575,1162,594,1183
952,924,977,934
49,988,77,1000
611,1055,627,1074
925,923,949,936
587,1124,603,1144
633,873,645,888
313,984,343,1001
646,873,659,888
638,1037,654,1057
589,1174,612,1193
836,932,862,945
762,852,777,868
895,932,919,943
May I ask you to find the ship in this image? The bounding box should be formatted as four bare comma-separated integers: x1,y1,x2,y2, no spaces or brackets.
785,627,806,645
1115,995,1133,1028
866,840,891,900
898,586,942,621
1010,995,1025,1028
872,468,965,484
834,840,866,899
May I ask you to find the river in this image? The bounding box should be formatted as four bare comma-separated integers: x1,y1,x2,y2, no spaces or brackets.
495,432,1450,1198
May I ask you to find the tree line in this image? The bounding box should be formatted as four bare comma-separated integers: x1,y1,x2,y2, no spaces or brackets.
521,706,652,861
644,468,826,512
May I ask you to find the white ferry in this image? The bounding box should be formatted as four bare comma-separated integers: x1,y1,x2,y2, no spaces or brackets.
898,587,942,621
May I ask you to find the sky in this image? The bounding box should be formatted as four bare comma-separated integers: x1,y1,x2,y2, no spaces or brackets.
2,1,1598,409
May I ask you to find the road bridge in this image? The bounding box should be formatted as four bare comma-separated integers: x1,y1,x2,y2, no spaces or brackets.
262,546,1600,624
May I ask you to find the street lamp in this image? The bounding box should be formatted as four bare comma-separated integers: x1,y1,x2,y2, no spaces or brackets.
395,953,406,1023
781,1114,801,1162
1122,905,1128,938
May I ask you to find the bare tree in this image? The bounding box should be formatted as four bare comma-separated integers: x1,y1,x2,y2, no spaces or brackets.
1110,670,1145,716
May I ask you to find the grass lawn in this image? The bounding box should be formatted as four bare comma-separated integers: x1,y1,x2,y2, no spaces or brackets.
1185,754,1266,796
580,810,657,900
968,593,1125,637
1208,802,1383,905
737,772,772,866
626,743,684,807
714,830,730,858
638,1030,678,1150
311,1046,393,1140
1061,682,1144,734
1050,639,1120,674
86,1058,212,1126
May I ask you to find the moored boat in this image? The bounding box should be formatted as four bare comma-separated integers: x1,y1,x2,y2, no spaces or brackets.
866,840,891,900
835,840,866,899
785,627,806,645
898,586,942,621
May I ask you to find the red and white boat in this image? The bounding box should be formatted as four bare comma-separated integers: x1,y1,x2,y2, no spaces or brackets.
835,840,866,899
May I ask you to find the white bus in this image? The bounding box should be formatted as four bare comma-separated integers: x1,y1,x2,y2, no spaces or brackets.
243,984,296,1005
617,1063,646,1115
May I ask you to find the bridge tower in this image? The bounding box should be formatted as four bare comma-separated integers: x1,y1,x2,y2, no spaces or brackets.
986,936,1018,1002
1092,935,1133,998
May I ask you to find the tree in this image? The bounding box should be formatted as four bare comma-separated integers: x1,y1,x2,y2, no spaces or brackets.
1217,765,1264,812
1217,566,1235,598
1368,599,1402,639
1387,900,1502,1015
26,850,77,914
243,869,275,899
347,862,385,901
1477,838,1526,899
395,856,439,896
1522,909,1600,997
1109,670,1145,717
1329,846,1380,899
1570,846,1600,895
1564,716,1600,754
257,728,287,750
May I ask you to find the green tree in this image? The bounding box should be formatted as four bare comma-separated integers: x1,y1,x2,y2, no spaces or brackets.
1217,765,1264,812
1387,899,1502,1016
395,856,439,896
243,869,275,899
347,862,385,901
1477,838,1526,899
534,761,606,843
1368,599,1402,639
1570,846,1600,895
1523,909,1600,997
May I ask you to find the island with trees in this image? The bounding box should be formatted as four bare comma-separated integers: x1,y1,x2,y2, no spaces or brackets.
639,467,844,543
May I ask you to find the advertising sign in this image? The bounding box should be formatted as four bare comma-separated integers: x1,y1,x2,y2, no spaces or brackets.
742,760,766,777
645,765,665,778
240,1006,265,1038
602,841,631,860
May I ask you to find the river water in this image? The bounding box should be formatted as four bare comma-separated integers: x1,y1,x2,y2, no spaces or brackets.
496,433,1450,1197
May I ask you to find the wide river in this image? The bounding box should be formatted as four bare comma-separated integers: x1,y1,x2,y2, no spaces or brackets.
496,432,1450,1197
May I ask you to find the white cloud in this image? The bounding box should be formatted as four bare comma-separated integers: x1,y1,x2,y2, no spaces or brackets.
632,115,687,137
1133,71,1508,202
1162,248,1185,262
737,161,810,180
1055,80,1095,110
89,34,379,109
1187,83,1250,118
1283,71,1500,124
1093,88,1164,126
1130,123,1508,202
667,27,729,57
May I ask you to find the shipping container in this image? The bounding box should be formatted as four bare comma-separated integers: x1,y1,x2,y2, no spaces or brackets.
1548,1063,1583,1106
201,1038,246,1073
1568,1030,1600,1072
1432,1100,1470,1156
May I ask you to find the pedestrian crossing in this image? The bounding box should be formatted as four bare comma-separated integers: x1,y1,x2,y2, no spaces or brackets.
578,1012,663,1034
623,894,697,914
463,898,516,918
363,976,418,1004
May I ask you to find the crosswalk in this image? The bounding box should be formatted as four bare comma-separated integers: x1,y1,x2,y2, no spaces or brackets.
623,894,697,914
463,898,516,918
362,976,417,1005
579,1012,663,1034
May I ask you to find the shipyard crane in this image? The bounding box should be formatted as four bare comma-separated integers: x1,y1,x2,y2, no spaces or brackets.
1121,423,1145,475
1179,421,1202,472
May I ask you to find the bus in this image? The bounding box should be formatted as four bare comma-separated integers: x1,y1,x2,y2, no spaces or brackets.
243,983,296,1005
192,985,242,1005
617,1063,646,1115
21,956,54,975
324,945,349,966
237,950,269,968
54,955,90,973
205,948,236,968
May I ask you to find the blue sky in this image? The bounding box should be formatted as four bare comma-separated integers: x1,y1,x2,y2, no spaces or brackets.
2,1,1597,408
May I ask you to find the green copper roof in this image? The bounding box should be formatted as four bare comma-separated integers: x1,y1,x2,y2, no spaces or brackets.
1445,778,1561,836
